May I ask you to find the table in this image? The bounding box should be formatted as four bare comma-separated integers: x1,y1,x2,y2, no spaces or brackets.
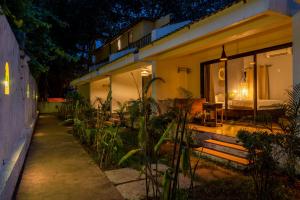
203,103,223,127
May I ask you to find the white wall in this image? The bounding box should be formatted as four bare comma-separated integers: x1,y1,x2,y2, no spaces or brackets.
0,14,38,200
111,69,142,112
90,78,110,107
257,51,293,100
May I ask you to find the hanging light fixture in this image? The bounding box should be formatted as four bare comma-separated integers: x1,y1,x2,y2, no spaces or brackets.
141,68,149,77
220,45,228,61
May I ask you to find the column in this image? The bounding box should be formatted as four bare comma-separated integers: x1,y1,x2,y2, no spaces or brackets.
293,10,300,85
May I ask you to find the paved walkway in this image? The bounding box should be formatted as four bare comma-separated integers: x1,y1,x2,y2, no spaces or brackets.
15,114,123,200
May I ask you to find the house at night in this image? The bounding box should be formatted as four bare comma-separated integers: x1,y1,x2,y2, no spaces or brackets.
71,0,300,168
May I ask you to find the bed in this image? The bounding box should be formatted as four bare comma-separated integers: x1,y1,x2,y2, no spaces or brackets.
228,99,283,110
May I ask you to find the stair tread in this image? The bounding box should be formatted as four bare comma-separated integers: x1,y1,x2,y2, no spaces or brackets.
204,139,247,152
194,147,249,165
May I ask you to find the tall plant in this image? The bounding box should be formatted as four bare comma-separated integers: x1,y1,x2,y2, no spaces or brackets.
119,76,166,199
278,83,300,183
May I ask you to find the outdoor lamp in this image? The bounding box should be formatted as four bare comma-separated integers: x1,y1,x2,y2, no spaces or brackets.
220,45,228,61
141,69,149,77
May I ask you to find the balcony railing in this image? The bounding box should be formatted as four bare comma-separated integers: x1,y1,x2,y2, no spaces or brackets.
128,33,152,50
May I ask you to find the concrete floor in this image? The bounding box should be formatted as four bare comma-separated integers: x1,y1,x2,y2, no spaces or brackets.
15,114,123,200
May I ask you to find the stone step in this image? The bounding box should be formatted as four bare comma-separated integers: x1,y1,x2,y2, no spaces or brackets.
193,147,249,170
203,139,248,158
189,126,240,145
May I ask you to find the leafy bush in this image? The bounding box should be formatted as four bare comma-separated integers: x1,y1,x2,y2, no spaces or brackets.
237,130,280,200
95,126,123,168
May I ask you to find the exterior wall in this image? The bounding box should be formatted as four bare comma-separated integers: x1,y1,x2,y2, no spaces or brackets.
90,78,110,106
155,26,292,100
141,21,155,37
111,69,142,112
155,58,200,99
293,11,300,84
0,15,38,200
77,83,90,100
94,20,155,63
95,45,110,63
38,102,63,113
155,14,170,28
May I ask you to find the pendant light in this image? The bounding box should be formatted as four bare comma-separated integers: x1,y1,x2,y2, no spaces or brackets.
220,45,228,61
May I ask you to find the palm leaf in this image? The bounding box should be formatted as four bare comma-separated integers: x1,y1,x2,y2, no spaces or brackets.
154,121,175,153
143,77,165,95
118,148,142,165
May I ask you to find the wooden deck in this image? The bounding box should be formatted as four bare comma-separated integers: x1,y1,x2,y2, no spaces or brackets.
189,123,283,138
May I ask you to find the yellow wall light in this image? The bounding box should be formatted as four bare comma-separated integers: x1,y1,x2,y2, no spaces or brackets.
4,62,10,95
27,83,30,98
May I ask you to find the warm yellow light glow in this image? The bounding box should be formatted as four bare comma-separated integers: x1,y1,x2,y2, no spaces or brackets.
240,82,249,99
141,70,149,77
27,84,30,98
141,67,151,77
4,62,10,95
117,38,121,50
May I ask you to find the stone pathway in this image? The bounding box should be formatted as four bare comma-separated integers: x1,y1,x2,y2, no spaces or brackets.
15,114,123,200
105,159,240,200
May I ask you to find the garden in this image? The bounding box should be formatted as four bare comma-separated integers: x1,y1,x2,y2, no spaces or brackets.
58,79,300,200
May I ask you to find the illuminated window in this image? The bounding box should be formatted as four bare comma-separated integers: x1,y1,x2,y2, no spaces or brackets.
117,38,121,51
27,84,30,98
4,62,10,95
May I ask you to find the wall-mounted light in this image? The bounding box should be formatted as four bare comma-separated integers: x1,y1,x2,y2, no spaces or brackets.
27,84,30,98
141,69,150,77
177,67,191,74
117,38,121,51
220,45,228,61
4,62,10,95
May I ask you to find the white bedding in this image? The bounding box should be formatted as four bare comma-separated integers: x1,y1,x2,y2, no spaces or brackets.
217,99,283,110
229,99,283,110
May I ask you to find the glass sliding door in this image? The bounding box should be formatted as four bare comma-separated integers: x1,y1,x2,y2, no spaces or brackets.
200,44,292,124
227,55,255,122
256,47,292,120
202,62,226,104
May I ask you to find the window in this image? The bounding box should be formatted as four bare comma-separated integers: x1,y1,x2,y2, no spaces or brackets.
117,38,121,51
4,62,10,95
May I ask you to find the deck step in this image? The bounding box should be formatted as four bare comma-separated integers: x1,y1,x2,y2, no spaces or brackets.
194,147,249,170
203,139,248,158
189,125,240,145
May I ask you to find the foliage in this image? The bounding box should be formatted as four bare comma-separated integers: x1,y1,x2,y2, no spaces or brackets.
119,79,200,199
128,100,141,129
192,177,294,200
96,126,123,168
0,0,75,79
237,130,280,200
115,101,127,127
93,90,112,128
58,90,88,120
278,83,300,183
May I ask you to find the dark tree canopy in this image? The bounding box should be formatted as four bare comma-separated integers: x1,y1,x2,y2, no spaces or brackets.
0,0,239,99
